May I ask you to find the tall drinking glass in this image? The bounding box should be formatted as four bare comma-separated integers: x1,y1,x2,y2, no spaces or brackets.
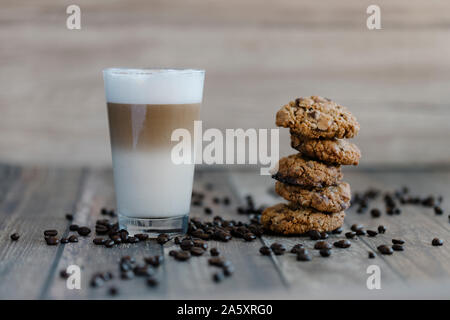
103,68,205,236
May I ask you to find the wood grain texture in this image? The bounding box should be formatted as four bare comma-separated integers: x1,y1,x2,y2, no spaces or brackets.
1,0,450,166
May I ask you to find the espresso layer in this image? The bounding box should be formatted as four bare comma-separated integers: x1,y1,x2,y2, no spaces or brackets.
107,103,201,151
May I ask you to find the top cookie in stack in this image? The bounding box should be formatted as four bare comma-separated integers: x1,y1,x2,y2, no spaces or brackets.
261,96,360,235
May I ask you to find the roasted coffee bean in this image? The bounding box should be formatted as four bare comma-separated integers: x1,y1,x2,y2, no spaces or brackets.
169,250,177,257
46,237,59,245
77,227,91,236
121,270,135,280
147,277,159,287
69,224,79,231
308,230,321,240
174,250,191,261
370,208,381,218
377,245,394,255
134,265,154,277
111,235,122,244
332,227,343,234
119,230,129,242
121,256,135,264
213,271,225,283
101,272,113,281
208,257,231,268
378,225,386,234
65,214,74,221
95,225,109,235
351,224,364,232
356,229,366,236
68,235,78,243
90,274,104,288
243,232,256,241
127,236,139,244
296,252,312,261
174,237,181,245
180,239,194,250
10,233,20,241
290,244,305,254
367,230,378,237
193,239,208,250
432,238,443,246
320,232,329,240
146,255,163,267
210,248,220,256
204,207,213,215
93,238,106,245
270,243,286,252
319,249,331,257
392,244,404,251
213,197,220,204
101,208,109,215
104,240,115,248
345,232,356,239
156,233,170,244
214,231,232,242
422,196,435,207
109,287,119,296
44,230,58,237
60,238,69,244
60,269,69,279
368,251,376,259
434,207,443,215
190,247,205,256
314,241,331,250
392,239,405,245
223,265,234,276
334,240,351,248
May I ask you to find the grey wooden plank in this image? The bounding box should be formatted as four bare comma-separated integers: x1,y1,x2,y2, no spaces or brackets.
0,165,84,299
162,170,287,299
45,169,164,299
343,170,450,282
229,171,408,297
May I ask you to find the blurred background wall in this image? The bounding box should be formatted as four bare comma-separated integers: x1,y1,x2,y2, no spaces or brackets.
1,0,450,167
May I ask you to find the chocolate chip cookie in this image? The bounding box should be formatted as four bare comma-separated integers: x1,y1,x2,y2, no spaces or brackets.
290,134,361,165
275,181,351,213
261,203,345,235
273,153,343,188
276,96,360,139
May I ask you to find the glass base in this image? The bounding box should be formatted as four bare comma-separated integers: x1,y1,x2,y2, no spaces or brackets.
118,214,188,237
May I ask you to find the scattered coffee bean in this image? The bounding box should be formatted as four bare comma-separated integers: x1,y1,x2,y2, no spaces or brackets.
90,274,104,288
314,241,331,250
104,240,115,248
144,255,163,267
370,208,381,218
127,236,139,244
332,227,343,234
60,238,69,244
223,197,231,205
392,244,404,251
69,224,79,231
190,247,205,256
147,277,159,287
367,230,378,237
109,287,119,296
378,225,386,234
432,238,443,246
210,248,220,256
156,233,170,244
204,207,213,215
180,239,194,250
60,269,69,279
93,238,106,245
77,227,91,236
297,252,312,261
223,265,234,276
334,240,351,248
208,257,231,268
392,239,405,245
290,244,305,254
46,237,59,245
319,249,331,257
259,246,271,256
134,264,154,277
174,250,191,261
243,232,256,241
320,232,329,240
356,229,366,236
135,233,149,241
65,214,74,221
213,271,225,283
10,233,20,241
345,231,356,239
193,239,208,250
351,224,364,232
308,230,321,240
434,207,443,215
68,235,78,243
121,270,134,280
174,237,181,245
44,230,58,237
377,245,394,255
270,243,286,255
368,251,376,259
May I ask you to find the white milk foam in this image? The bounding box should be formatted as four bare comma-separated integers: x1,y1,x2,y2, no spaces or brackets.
103,68,204,104
104,69,204,218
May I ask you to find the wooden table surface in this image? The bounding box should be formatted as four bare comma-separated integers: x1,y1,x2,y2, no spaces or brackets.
0,164,449,299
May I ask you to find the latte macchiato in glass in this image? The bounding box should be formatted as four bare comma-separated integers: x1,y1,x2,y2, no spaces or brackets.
103,68,205,236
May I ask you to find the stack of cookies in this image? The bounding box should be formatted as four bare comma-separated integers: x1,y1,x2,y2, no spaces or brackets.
262,96,361,235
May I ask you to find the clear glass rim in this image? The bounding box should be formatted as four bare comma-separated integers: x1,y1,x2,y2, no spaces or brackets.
103,68,205,76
